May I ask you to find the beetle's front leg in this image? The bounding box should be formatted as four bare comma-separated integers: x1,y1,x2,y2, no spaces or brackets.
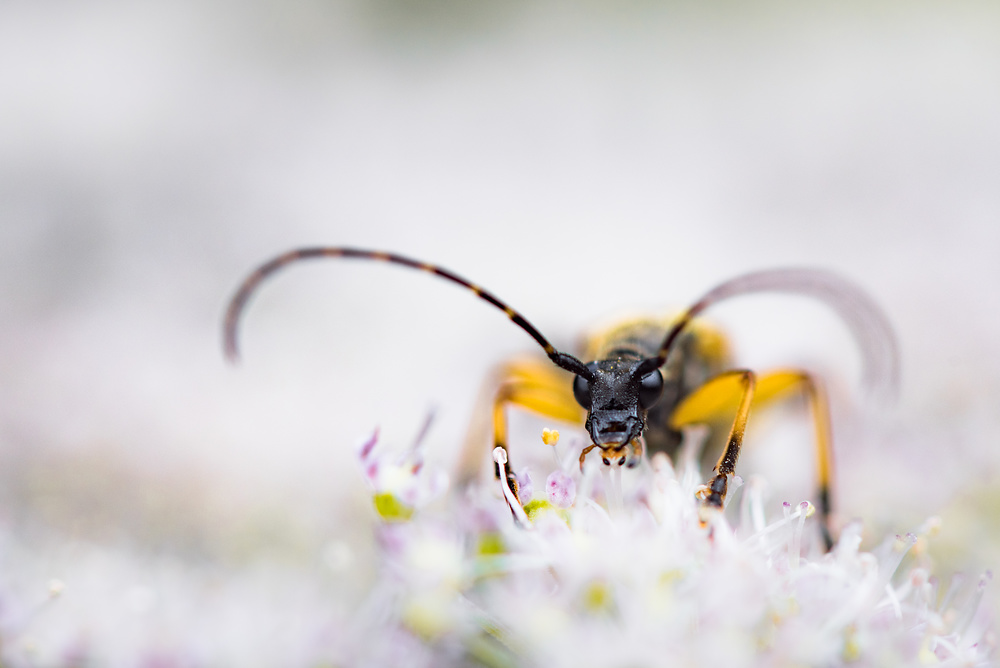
457,356,585,502
671,369,756,513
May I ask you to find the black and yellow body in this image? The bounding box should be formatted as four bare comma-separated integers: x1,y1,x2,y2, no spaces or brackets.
477,312,836,547
223,247,897,552
581,314,731,462
466,315,729,474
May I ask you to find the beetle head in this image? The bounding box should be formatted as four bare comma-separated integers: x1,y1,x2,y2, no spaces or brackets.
573,359,664,465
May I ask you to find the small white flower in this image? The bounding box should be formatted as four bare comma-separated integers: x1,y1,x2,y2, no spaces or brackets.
546,470,576,508
357,428,449,521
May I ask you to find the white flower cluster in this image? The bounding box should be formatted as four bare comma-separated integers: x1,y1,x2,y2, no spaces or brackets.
0,428,991,667
343,430,994,668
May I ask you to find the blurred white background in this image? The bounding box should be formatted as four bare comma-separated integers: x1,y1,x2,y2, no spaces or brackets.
1,0,998,660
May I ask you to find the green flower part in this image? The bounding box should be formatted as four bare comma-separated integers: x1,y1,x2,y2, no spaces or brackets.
373,492,414,521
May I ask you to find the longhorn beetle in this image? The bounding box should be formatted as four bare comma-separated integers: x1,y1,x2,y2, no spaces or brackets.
223,247,898,549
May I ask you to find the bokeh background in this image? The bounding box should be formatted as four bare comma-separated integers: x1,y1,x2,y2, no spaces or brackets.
1,0,998,663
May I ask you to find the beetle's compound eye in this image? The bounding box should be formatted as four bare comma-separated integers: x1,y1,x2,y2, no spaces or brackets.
638,369,664,409
573,373,592,408
574,362,599,407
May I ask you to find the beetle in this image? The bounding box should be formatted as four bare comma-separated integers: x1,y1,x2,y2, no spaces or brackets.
223,247,897,548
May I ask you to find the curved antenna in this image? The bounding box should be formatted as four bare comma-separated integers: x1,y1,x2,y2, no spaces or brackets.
634,268,900,399
222,247,591,377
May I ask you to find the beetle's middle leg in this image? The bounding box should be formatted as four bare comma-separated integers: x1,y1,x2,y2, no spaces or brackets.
745,370,835,549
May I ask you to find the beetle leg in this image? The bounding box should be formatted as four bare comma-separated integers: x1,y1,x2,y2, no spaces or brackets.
751,370,835,550
708,370,756,509
457,356,585,502
670,369,756,510
671,368,836,550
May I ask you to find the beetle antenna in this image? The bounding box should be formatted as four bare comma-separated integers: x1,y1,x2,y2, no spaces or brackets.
223,247,591,376
636,268,899,399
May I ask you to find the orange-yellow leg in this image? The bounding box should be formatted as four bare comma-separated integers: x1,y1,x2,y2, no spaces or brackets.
671,368,836,549
672,370,756,512
461,357,584,503
757,371,834,549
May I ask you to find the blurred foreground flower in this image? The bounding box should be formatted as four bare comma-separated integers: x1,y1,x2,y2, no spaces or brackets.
342,429,994,667
0,427,992,667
